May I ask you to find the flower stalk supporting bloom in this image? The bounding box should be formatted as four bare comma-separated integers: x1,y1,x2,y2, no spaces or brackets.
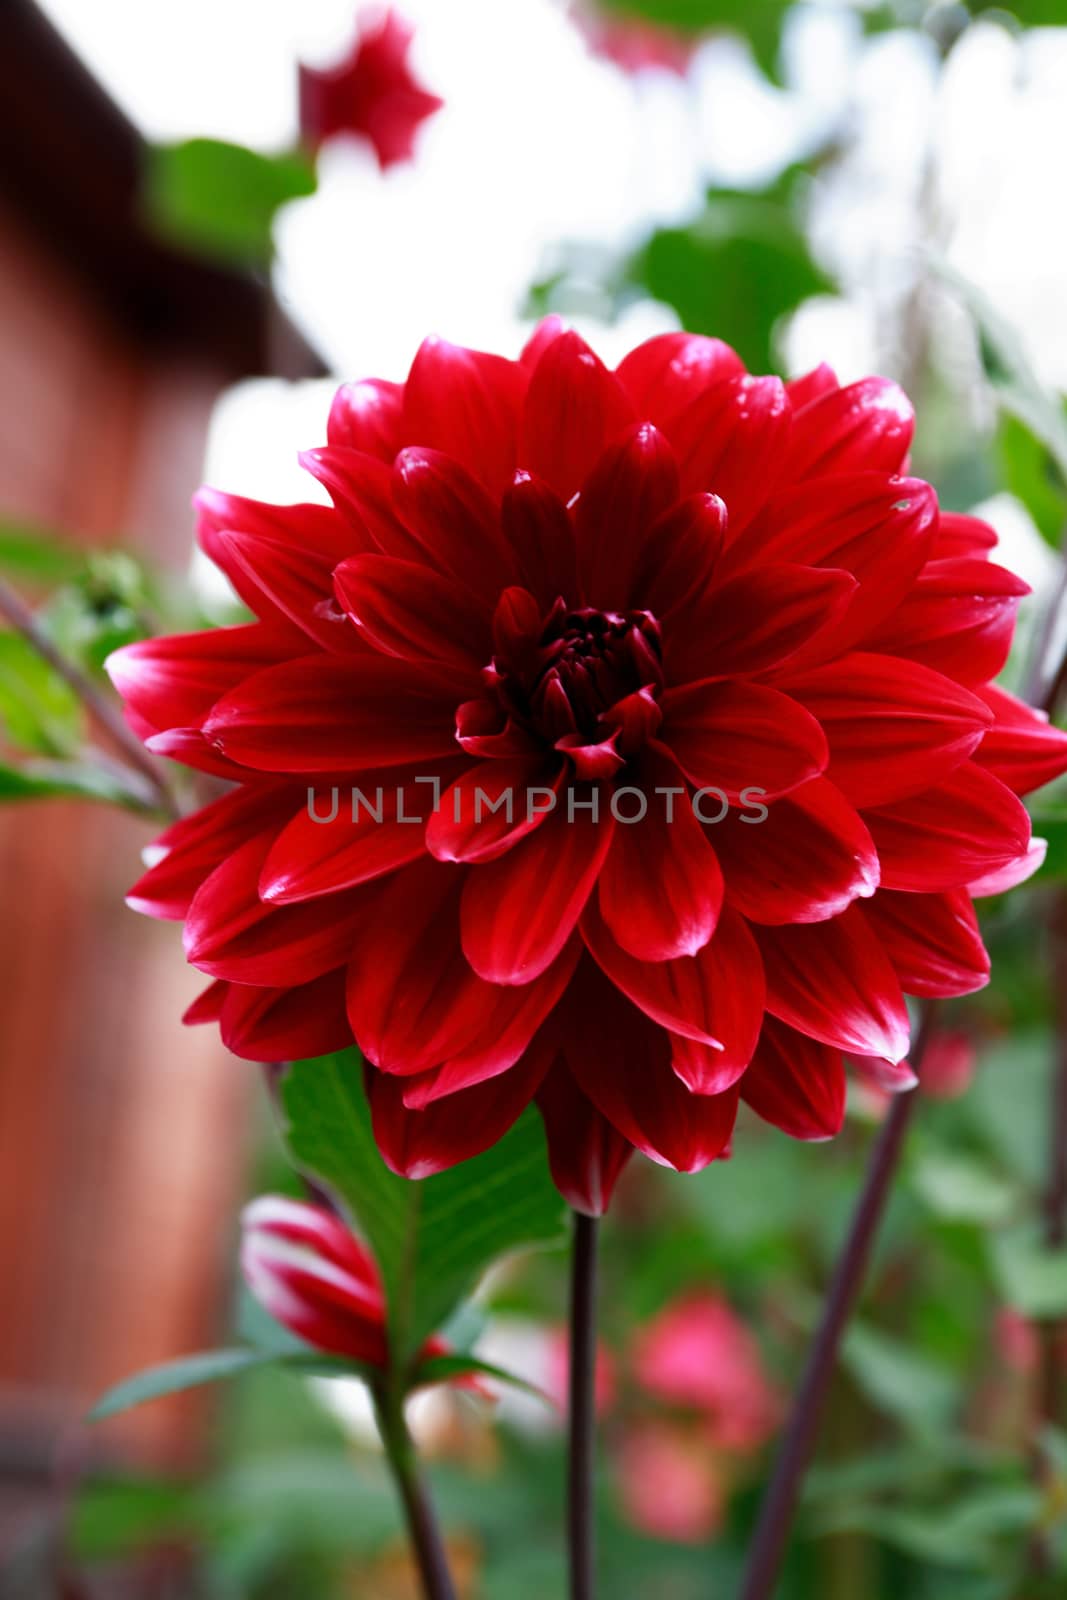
372,1385,458,1600
568,1211,601,1600
240,1196,461,1599
740,1004,938,1600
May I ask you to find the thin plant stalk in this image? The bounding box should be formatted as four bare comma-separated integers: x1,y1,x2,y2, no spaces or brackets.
740,1005,938,1600
568,1210,601,1600
373,1385,457,1600
0,575,179,819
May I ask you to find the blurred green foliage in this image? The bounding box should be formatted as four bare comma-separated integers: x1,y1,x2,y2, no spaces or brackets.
145,139,317,269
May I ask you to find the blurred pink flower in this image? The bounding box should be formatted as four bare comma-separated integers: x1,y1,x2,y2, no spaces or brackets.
994,1306,1040,1376
920,1031,976,1100
545,1327,618,1416
617,1422,725,1542
299,8,443,170
632,1292,780,1452
571,3,697,76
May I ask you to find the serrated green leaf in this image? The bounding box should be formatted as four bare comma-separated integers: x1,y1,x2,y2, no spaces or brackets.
281,1051,566,1361
145,138,317,269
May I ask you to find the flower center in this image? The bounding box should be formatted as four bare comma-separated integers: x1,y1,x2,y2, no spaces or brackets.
493,598,663,746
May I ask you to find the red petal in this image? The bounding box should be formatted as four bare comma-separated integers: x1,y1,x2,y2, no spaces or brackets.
145,726,260,781
575,424,680,610
665,563,857,684
785,376,914,479
757,904,911,1061
426,757,563,864
969,837,1046,897
461,794,615,983
400,942,579,1105
196,487,362,639
597,749,723,960
128,784,296,919
741,1017,846,1140
780,653,992,808
974,685,1067,795
345,859,529,1075
520,330,636,501
582,899,763,1092
204,654,470,774
185,832,370,986
659,682,828,801
615,332,744,432
865,558,1028,684
715,777,879,925
327,378,404,460
669,374,791,530
785,363,838,409
220,969,353,1061
864,763,1032,891
106,623,298,735
217,528,364,654
861,889,989,997
562,961,739,1172
260,762,465,903
722,474,937,664
537,1058,633,1215
391,447,515,600
403,336,526,494
300,447,424,561
501,471,579,611
933,511,998,559
333,554,490,667
365,1055,548,1179
628,493,727,620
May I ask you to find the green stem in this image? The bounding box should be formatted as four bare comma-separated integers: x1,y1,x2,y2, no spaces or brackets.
373,1385,457,1600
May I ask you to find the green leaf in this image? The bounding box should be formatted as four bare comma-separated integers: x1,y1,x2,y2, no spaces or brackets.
628,193,832,372
931,256,1067,497
89,1349,279,1421
990,1223,1067,1317
842,1322,960,1433
998,412,1067,546
144,139,317,269
598,0,791,82
0,520,85,583
90,1347,377,1422
911,1148,1018,1226
0,633,85,755
413,1352,554,1406
0,758,157,809
281,1051,566,1360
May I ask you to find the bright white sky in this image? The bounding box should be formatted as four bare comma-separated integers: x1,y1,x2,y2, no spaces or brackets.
36,0,1067,536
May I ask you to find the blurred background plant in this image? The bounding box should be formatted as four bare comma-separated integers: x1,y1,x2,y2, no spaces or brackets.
6,0,1067,1596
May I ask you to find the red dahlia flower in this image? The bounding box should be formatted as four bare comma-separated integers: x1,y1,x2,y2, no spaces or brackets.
109,320,1067,1213
241,1194,461,1379
299,8,443,171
